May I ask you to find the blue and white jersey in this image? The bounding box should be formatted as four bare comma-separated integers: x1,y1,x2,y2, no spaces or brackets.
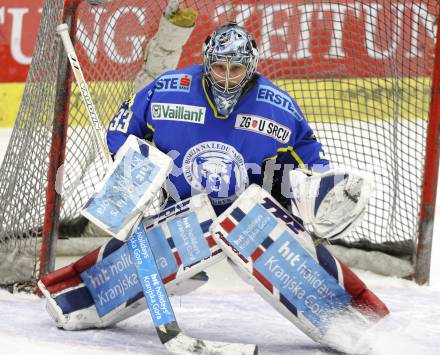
107,64,329,213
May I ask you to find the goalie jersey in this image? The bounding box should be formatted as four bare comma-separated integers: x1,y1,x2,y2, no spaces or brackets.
107,64,329,213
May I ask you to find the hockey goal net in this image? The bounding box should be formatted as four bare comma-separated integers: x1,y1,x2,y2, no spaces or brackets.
0,0,439,287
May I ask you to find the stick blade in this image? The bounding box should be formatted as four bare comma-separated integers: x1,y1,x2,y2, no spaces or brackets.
164,332,258,355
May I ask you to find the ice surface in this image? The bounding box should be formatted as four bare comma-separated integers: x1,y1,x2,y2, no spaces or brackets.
1,258,440,355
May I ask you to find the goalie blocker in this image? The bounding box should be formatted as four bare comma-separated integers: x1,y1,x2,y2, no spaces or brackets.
38,194,224,330
210,184,389,354
81,135,173,241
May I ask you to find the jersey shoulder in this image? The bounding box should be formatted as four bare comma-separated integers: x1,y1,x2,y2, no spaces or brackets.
150,65,203,97
126,66,204,117
252,74,305,123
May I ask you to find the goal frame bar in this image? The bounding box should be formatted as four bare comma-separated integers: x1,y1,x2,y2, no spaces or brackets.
39,0,81,277
415,13,440,285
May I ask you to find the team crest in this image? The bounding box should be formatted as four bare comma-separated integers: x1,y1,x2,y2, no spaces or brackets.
182,142,249,205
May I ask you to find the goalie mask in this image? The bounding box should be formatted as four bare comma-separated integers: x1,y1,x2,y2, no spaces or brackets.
202,23,259,115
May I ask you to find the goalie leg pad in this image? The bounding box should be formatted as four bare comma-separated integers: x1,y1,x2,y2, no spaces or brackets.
211,184,388,353
39,194,224,330
336,260,389,320
39,238,146,330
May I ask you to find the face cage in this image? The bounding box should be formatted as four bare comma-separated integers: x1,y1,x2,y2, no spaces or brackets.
204,52,257,94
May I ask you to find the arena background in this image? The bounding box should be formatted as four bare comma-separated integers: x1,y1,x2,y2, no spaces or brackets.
1,0,436,128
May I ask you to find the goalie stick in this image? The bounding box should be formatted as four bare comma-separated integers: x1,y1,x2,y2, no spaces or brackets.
56,23,257,355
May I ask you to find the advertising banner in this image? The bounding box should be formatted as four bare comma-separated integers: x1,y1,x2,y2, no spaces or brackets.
0,1,436,126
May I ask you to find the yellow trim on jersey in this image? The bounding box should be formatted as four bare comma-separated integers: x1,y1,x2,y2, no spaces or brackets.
127,94,136,109
263,146,312,173
202,77,229,119
263,153,278,162
278,146,305,167
144,122,155,143
147,122,155,133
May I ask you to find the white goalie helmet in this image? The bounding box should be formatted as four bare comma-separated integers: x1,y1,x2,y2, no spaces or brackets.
202,23,259,115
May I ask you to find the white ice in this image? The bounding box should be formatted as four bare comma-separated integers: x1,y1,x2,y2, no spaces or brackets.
0,128,439,355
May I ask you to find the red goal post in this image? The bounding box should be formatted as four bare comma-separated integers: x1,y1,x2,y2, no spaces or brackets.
0,0,439,287
416,13,440,285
